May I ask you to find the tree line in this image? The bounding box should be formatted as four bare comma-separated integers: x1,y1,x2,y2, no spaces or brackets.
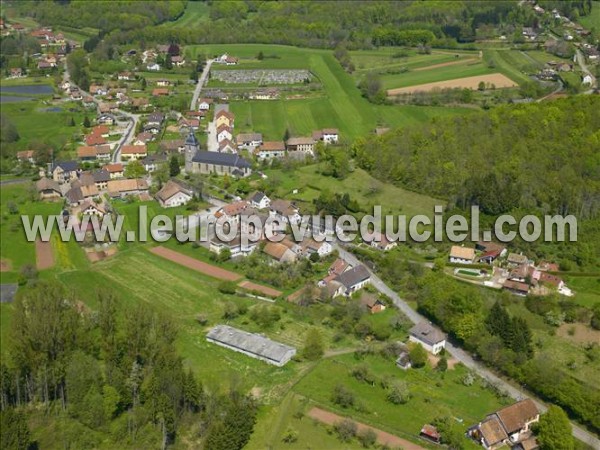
0,281,257,449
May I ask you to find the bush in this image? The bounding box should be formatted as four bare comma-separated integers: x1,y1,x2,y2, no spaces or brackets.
333,419,357,442
387,380,410,405
331,384,354,408
218,281,237,295
409,343,428,368
357,428,377,448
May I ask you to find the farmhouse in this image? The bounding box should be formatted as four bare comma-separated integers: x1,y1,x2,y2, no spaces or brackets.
155,179,194,208
103,163,124,179
206,325,296,367
141,152,168,172
269,199,301,224
255,141,286,160
237,132,263,150
409,322,446,355
16,150,35,164
36,177,62,200
367,231,398,251
79,200,107,217
118,71,135,81
264,242,297,263
97,113,116,125
507,253,529,266
300,239,332,258
218,139,237,154
107,178,149,198
449,245,475,264
286,137,316,154
331,265,371,297
85,133,107,147
65,184,99,207
121,145,148,160
209,234,258,258
503,280,530,296
468,399,539,450
312,128,339,144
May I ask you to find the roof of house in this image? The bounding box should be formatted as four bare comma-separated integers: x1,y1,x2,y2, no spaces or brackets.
335,265,370,289
121,145,147,155
107,178,148,194
103,163,124,173
85,133,107,146
216,110,234,121
93,125,109,135
191,151,251,168
420,424,441,441
141,152,168,165
329,258,349,276
449,245,475,260
147,112,165,122
360,293,383,309
36,177,61,192
479,417,509,446
409,322,446,346
286,137,316,146
77,146,98,158
270,199,298,216
92,169,110,182
539,272,562,287
218,138,236,151
54,161,78,172
17,150,34,159
198,98,213,104
477,241,506,253
218,200,249,217
237,132,262,142
260,141,286,152
508,253,529,264
65,187,83,204
206,324,295,364
495,399,539,434
503,280,529,293
250,191,268,204
136,132,153,143
264,242,294,261
156,179,193,203
160,139,185,151
322,128,339,135
217,124,232,134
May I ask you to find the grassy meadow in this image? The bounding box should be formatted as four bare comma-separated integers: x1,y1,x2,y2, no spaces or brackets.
188,43,472,140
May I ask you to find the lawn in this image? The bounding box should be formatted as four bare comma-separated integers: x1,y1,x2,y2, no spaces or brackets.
293,353,508,444
264,164,442,219
485,49,539,85
188,44,472,139
566,276,600,308
0,100,88,149
161,1,210,28
579,6,600,29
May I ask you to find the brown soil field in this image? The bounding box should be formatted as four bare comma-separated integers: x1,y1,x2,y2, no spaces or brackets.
238,280,282,298
0,259,12,272
387,73,517,96
35,239,55,270
149,246,242,281
307,407,426,450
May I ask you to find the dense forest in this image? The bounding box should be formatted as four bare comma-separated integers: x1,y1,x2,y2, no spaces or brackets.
0,282,257,450
13,0,595,49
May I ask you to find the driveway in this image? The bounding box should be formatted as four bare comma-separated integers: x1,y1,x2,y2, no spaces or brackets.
206,120,218,152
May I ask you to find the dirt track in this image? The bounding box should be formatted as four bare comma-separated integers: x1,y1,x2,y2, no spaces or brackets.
413,58,478,72
238,280,282,298
149,246,242,281
307,407,426,450
35,239,55,270
387,73,517,95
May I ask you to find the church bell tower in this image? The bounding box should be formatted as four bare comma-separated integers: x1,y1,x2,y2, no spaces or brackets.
184,130,200,174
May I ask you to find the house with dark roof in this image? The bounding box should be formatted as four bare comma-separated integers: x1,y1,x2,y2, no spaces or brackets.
141,152,168,173
468,399,539,450
237,132,263,150
408,322,446,354
52,161,79,184
249,191,270,209
330,265,370,297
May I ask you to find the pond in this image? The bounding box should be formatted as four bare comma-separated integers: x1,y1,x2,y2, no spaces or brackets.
0,96,34,103
0,84,53,95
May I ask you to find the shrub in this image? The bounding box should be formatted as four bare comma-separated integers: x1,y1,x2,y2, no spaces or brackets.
331,384,354,408
333,419,357,442
357,428,377,448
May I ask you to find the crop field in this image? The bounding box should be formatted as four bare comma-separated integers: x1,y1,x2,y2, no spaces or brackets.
388,73,518,95
293,353,507,445
189,44,472,139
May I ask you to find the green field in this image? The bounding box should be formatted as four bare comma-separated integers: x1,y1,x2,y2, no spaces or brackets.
566,276,600,308
188,44,472,140
292,353,507,445
579,6,600,29
264,164,441,219
161,1,210,28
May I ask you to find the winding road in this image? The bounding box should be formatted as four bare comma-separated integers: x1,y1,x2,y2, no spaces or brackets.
335,245,600,448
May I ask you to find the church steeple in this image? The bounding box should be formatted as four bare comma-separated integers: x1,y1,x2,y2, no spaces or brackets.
184,130,199,173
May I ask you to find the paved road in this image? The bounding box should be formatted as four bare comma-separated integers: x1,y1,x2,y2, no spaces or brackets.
190,59,214,111
206,120,218,152
335,244,600,448
0,178,30,186
575,49,597,93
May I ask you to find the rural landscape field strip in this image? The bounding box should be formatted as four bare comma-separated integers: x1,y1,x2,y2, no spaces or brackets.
307,407,426,450
149,245,242,281
238,280,283,298
35,239,54,270
387,73,518,95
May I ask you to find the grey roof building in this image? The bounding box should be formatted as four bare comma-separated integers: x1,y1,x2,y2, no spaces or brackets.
335,265,370,290
409,322,447,352
206,325,296,366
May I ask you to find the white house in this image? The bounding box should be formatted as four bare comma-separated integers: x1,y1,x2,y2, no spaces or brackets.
449,245,475,264
331,265,371,297
408,322,446,355
301,239,333,258
582,74,593,85
269,199,301,225
237,132,263,150
249,191,270,209
198,98,213,111
146,63,160,71
313,128,339,144
217,125,233,143
155,179,194,208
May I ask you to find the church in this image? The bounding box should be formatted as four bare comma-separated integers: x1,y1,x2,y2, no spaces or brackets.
184,131,252,177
